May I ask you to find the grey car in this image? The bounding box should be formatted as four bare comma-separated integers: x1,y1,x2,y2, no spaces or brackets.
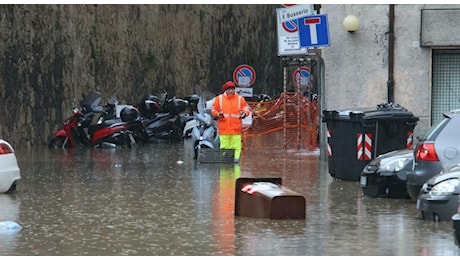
406,109,460,201
416,164,460,221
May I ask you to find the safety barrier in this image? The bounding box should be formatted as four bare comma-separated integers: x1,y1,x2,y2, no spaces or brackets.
243,92,319,151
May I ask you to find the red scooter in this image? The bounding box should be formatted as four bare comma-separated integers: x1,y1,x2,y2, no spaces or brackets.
48,91,143,149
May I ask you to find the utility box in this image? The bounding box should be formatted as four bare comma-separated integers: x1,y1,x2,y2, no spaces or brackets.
234,177,306,219
322,103,419,181
197,149,234,163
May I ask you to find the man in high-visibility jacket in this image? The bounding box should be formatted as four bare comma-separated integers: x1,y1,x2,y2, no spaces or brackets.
211,81,252,163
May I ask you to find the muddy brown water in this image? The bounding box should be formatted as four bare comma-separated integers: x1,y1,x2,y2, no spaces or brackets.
0,140,459,256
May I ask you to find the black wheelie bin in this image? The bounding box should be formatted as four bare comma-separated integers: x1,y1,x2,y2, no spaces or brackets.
322,103,419,181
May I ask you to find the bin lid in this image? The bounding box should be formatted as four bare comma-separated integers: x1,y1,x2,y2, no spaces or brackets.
323,103,419,121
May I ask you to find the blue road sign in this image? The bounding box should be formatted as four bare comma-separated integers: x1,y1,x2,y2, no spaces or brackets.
298,14,330,48
233,64,256,87
282,20,298,33
293,67,310,88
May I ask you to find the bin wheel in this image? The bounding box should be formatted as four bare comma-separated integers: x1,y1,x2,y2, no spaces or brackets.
362,186,380,198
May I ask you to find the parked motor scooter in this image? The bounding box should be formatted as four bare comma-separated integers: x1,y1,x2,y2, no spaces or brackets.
182,93,200,138
49,91,102,148
91,100,148,147
136,92,189,143
189,86,219,159
49,91,142,149
183,89,217,139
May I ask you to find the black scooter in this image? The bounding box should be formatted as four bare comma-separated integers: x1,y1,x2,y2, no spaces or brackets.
136,92,189,143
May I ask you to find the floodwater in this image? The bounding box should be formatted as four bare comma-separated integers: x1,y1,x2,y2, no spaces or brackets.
1,139,459,256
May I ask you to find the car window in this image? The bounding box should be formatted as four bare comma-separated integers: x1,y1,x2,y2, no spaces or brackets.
418,117,450,141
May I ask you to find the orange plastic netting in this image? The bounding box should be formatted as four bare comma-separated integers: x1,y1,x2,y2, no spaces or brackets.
243,92,319,151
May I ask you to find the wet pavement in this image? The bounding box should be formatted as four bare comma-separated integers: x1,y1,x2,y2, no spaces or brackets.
1,139,459,256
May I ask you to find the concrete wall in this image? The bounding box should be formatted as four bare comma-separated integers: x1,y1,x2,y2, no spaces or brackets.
321,4,460,142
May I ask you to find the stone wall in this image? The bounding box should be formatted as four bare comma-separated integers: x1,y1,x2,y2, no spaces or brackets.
0,4,283,148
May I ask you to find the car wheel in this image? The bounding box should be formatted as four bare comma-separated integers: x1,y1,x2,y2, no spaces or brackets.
6,181,17,193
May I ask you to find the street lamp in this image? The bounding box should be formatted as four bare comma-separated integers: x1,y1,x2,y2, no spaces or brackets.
343,15,360,33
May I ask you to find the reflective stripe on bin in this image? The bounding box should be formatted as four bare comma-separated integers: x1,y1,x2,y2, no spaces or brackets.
364,134,372,160
357,133,372,160
327,129,332,156
241,182,285,197
407,131,413,149
241,184,257,195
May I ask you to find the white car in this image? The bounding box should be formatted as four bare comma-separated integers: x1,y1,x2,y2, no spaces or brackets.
0,139,20,193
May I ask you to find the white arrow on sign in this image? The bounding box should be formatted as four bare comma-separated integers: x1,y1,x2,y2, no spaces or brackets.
278,4,314,23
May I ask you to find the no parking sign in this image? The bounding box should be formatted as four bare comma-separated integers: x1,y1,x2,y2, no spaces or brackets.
233,64,256,88
293,66,310,88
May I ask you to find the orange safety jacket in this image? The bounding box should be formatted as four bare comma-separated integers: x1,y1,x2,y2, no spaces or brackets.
211,92,251,135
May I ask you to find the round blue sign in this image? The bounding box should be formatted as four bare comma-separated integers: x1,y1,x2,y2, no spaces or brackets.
233,64,256,87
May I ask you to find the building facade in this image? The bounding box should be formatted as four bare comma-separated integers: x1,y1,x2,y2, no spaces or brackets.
321,4,460,141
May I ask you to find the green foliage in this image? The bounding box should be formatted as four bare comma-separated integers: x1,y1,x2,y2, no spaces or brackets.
147,49,159,70
199,9,206,23
90,23,100,61
91,47,100,60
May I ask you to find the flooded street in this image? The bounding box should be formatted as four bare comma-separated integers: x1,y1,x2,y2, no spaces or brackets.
1,140,459,256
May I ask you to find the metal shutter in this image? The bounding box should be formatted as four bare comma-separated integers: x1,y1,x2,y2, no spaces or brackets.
432,49,460,124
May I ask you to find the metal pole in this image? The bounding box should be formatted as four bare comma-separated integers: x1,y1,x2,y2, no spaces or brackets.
283,65,287,150
314,50,327,161
374,121,379,158
387,4,395,103
297,90,301,150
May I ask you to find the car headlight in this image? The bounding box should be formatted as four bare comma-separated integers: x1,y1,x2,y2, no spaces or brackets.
381,158,411,172
429,178,460,196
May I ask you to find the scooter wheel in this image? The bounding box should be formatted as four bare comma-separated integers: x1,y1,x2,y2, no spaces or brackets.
169,126,184,143
49,136,70,149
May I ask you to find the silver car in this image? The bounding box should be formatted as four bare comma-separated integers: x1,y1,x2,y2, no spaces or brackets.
416,164,460,221
407,109,460,200
0,139,21,193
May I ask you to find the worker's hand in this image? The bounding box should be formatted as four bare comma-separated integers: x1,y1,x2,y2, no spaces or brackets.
239,111,246,119
214,112,224,120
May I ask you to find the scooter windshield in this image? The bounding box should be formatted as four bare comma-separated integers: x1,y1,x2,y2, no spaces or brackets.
200,91,216,115
80,91,103,113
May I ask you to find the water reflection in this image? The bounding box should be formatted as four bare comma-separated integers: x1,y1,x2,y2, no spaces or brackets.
0,142,458,255
211,165,239,255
